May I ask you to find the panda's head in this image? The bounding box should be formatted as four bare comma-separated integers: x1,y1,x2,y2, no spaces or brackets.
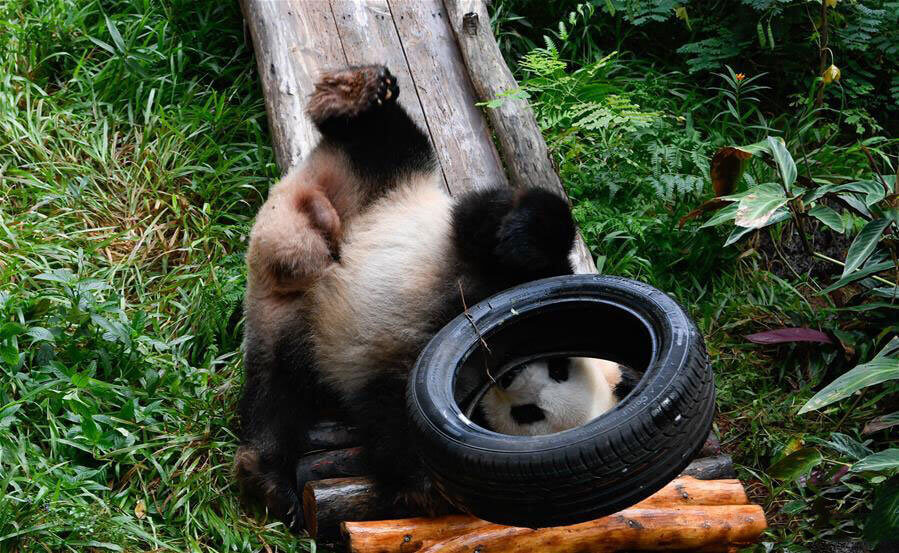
479,357,637,436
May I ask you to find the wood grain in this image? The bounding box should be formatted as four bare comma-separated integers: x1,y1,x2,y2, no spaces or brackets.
239,0,345,171
442,0,597,272
414,505,767,553
388,0,508,194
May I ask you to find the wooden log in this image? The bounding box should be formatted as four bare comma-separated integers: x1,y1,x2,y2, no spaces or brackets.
296,447,368,485
415,505,767,553
680,454,737,480
311,470,741,541
305,420,362,451
304,477,418,541
442,0,596,273
343,515,494,553
341,477,749,553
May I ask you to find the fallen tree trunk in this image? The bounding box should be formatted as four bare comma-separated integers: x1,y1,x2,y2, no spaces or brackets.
415,505,766,553
340,477,748,553
304,477,418,541
296,447,367,485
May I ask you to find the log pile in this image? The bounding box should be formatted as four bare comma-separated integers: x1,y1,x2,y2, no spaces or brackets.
296,422,766,550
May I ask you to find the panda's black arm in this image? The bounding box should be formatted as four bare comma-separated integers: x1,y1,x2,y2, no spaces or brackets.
344,371,453,515
306,65,436,184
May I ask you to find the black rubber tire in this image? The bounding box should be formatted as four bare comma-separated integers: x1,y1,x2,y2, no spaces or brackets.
406,274,714,528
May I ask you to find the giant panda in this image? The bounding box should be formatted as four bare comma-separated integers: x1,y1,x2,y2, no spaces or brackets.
236,65,627,530
478,357,641,436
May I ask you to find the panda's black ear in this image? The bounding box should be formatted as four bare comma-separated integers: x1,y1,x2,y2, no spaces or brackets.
547,358,570,382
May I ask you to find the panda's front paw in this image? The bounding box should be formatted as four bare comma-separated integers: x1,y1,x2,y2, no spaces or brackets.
395,475,455,517
307,65,399,127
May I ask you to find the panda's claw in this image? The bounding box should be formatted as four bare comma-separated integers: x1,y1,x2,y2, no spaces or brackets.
307,65,399,127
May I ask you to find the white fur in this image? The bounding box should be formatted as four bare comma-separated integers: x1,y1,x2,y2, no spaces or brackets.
481,358,621,436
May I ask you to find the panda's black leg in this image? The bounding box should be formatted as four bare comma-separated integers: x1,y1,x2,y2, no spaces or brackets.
236,337,317,532
345,372,454,516
306,65,435,183
452,187,577,289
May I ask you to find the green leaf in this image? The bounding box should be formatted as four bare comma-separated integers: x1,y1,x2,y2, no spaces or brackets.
842,218,890,278
799,337,899,414
105,15,126,54
0,322,26,339
865,476,899,541
809,205,844,232
699,202,739,228
724,209,789,246
735,183,789,229
820,260,893,295
0,344,18,367
27,327,55,342
852,449,899,473
765,136,797,191
768,447,823,481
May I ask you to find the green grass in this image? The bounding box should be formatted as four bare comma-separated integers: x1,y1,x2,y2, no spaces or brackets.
0,0,306,550
1,0,896,552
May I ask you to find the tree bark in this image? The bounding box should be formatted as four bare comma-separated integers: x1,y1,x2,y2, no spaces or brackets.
314,472,743,542
415,505,766,553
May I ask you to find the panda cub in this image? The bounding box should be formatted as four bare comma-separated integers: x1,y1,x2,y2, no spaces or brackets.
480,357,640,436
237,65,579,530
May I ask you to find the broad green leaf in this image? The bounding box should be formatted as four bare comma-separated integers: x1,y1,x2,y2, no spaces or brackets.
840,180,886,207
735,183,789,228
823,432,873,461
765,136,797,190
0,322,26,339
852,449,899,473
27,327,55,342
842,218,890,278
805,180,886,206
809,205,844,232
0,344,18,367
799,337,899,414
768,447,823,481
699,202,739,228
724,209,789,246
820,260,893,294
865,476,899,541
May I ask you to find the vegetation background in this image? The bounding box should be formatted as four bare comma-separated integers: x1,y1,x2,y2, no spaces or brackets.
0,0,896,551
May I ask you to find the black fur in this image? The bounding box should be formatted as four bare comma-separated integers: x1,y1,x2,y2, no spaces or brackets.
510,404,547,425
547,358,570,382
312,67,435,185
452,187,576,290
612,364,643,400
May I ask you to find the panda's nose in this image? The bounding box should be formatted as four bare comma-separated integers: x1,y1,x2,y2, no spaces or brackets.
510,404,546,425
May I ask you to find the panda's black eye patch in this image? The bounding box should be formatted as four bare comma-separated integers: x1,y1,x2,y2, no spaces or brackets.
499,366,524,389
547,358,570,382
510,404,545,425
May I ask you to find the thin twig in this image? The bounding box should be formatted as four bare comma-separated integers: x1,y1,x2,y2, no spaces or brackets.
458,280,496,385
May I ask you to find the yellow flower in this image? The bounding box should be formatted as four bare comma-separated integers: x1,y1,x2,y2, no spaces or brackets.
822,64,841,84
735,73,746,81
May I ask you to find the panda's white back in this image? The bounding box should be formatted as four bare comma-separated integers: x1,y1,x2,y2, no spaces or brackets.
308,175,456,398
